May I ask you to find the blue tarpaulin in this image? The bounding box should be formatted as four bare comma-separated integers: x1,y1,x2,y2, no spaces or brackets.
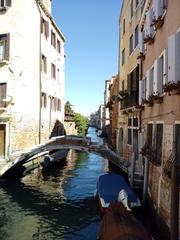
97,173,141,207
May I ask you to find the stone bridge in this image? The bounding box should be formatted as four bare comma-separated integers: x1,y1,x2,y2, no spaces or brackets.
0,135,128,179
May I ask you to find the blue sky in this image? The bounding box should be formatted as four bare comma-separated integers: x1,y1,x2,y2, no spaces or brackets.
52,0,122,116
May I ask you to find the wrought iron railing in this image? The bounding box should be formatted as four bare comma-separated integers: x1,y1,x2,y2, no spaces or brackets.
120,91,138,109
163,151,175,178
141,142,160,166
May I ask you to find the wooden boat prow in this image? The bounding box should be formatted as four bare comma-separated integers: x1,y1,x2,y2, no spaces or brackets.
97,202,152,240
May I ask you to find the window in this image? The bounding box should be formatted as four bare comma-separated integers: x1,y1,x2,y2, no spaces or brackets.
57,68,60,83
135,0,139,8
0,0,11,8
122,48,125,65
0,34,9,61
51,31,56,48
57,99,61,111
41,92,47,109
147,124,153,147
123,18,125,35
41,54,47,73
127,117,139,145
0,83,6,108
41,18,49,39
130,0,133,19
51,63,56,79
174,124,180,161
51,97,56,111
133,118,138,127
57,39,61,53
122,80,124,91
128,128,132,144
154,123,163,165
129,34,133,54
135,25,139,48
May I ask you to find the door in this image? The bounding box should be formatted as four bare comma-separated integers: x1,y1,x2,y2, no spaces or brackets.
0,124,6,157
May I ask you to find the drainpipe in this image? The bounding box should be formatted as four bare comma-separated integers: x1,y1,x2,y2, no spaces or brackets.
142,156,149,207
130,151,135,187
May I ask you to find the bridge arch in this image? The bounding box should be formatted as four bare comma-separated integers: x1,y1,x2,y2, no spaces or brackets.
0,135,128,179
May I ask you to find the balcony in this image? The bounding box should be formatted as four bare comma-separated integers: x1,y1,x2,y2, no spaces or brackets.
120,91,139,110
64,114,75,122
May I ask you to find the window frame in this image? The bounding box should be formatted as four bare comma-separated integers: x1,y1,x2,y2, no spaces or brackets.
41,54,47,73
51,30,56,48
129,34,134,55
0,33,10,61
51,63,56,79
122,48,125,65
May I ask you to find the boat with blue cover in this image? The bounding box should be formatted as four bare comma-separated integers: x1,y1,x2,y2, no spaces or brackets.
96,172,141,216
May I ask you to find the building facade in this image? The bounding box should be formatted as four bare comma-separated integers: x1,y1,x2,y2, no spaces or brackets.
0,0,65,159
139,0,180,238
117,0,144,164
106,75,119,149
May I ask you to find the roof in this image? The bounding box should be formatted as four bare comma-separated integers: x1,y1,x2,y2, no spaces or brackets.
35,0,65,42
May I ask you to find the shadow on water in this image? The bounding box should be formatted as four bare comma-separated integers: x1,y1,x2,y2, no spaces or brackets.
0,128,105,240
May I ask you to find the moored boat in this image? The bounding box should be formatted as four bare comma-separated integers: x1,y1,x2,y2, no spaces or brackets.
96,172,141,216
97,202,151,240
41,149,69,168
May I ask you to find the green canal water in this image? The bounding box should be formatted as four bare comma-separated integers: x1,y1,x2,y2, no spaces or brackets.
0,127,108,240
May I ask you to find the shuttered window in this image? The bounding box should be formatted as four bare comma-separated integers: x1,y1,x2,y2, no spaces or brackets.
147,124,153,147
122,48,125,65
135,25,139,48
41,18,49,39
0,34,10,61
41,92,47,109
0,83,6,108
51,63,56,79
123,18,125,35
129,34,133,55
0,0,11,8
154,124,163,165
51,31,56,48
174,124,180,161
57,99,61,111
57,39,61,53
41,54,47,73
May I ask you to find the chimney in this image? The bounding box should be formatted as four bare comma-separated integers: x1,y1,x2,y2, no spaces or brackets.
41,0,52,14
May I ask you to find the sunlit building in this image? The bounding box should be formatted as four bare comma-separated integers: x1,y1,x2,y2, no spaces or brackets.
117,0,144,165
139,0,180,238
106,75,119,149
0,0,65,159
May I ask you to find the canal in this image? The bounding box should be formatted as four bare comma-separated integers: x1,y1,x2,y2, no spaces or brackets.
0,127,108,240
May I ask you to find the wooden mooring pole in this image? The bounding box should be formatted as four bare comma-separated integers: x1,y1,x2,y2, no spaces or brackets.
170,160,179,240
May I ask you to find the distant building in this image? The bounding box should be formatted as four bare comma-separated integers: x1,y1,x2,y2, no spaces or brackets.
89,112,98,127
0,0,65,159
106,75,119,149
96,104,104,130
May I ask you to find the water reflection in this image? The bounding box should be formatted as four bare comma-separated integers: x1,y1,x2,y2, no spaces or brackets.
0,127,107,240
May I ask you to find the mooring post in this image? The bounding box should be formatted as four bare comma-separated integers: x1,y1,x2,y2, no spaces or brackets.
130,152,135,188
142,156,149,207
